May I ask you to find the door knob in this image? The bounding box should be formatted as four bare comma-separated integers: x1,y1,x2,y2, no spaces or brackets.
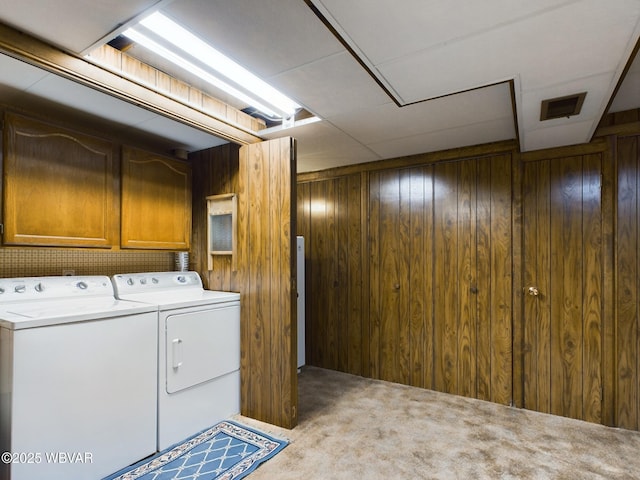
527,286,539,297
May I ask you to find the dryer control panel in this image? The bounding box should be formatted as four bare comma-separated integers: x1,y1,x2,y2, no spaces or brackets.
112,271,202,295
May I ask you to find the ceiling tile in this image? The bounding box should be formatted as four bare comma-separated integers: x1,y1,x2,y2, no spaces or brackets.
376,0,640,104
328,83,514,145
262,120,380,171
271,51,390,118
0,0,160,52
313,0,571,64
163,0,344,79
367,116,516,159
522,118,595,151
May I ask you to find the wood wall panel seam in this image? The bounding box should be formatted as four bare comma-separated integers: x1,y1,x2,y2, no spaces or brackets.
511,149,524,408
601,136,616,427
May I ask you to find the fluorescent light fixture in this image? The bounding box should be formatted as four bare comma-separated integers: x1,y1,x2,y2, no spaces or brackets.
123,12,300,119
122,28,282,118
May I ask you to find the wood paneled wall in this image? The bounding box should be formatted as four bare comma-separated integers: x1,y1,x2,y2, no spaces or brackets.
616,133,640,430
296,127,640,431
238,137,297,429
298,150,515,406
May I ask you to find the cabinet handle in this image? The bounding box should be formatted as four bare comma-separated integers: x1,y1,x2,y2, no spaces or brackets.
527,286,540,297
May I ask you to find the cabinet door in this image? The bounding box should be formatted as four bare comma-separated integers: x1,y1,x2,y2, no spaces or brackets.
121,146,191,250
3,113,116,247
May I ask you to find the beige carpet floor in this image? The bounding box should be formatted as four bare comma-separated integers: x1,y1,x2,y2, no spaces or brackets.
235,366,640,479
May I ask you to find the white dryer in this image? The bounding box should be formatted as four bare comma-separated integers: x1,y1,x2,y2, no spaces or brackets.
112,271,240,450
0,275,157,480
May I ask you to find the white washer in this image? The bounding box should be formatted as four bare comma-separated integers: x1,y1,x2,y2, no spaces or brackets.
0,275,157,480
112,271,240,450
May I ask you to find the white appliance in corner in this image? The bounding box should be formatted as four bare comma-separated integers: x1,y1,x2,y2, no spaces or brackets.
297,236,305,369
112,271,240,451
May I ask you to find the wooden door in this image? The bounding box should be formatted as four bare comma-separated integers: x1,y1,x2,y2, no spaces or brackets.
367,153,513,404
431,155,513,404
522,154,604,423
238,137,297,429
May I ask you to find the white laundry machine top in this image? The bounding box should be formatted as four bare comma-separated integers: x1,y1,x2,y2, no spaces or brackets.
0,275,156,330
112,271,240,309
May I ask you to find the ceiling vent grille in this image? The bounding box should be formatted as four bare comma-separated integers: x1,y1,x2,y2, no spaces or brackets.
540,92,587,121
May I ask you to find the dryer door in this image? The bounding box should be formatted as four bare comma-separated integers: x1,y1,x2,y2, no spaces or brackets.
165,304,240,394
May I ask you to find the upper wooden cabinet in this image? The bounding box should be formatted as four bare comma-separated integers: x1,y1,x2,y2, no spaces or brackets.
121,146,192,250
3,113,116,247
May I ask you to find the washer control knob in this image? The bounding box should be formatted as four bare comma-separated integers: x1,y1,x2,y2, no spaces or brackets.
140,278,147,285
14,285,26,294
177,275,186,283
127,278,135,286
152,278,159,284
34,283,45,292
76,281,88,290
0,287,5,294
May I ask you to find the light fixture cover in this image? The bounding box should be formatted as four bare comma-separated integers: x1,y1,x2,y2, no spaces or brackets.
123,12,301,119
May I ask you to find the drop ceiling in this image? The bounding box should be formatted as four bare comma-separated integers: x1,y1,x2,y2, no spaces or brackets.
0,0,639,172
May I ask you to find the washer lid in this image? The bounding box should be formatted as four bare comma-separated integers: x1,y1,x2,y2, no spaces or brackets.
0,297,156,330
116,289,240,310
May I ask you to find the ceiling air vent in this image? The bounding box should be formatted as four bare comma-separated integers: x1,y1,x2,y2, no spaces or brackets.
540,92,587,121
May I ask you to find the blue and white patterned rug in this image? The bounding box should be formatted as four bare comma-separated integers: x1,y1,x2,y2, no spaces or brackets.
104,421,288,480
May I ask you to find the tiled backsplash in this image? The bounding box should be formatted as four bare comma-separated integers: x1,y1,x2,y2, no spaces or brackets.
0,248,177,278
